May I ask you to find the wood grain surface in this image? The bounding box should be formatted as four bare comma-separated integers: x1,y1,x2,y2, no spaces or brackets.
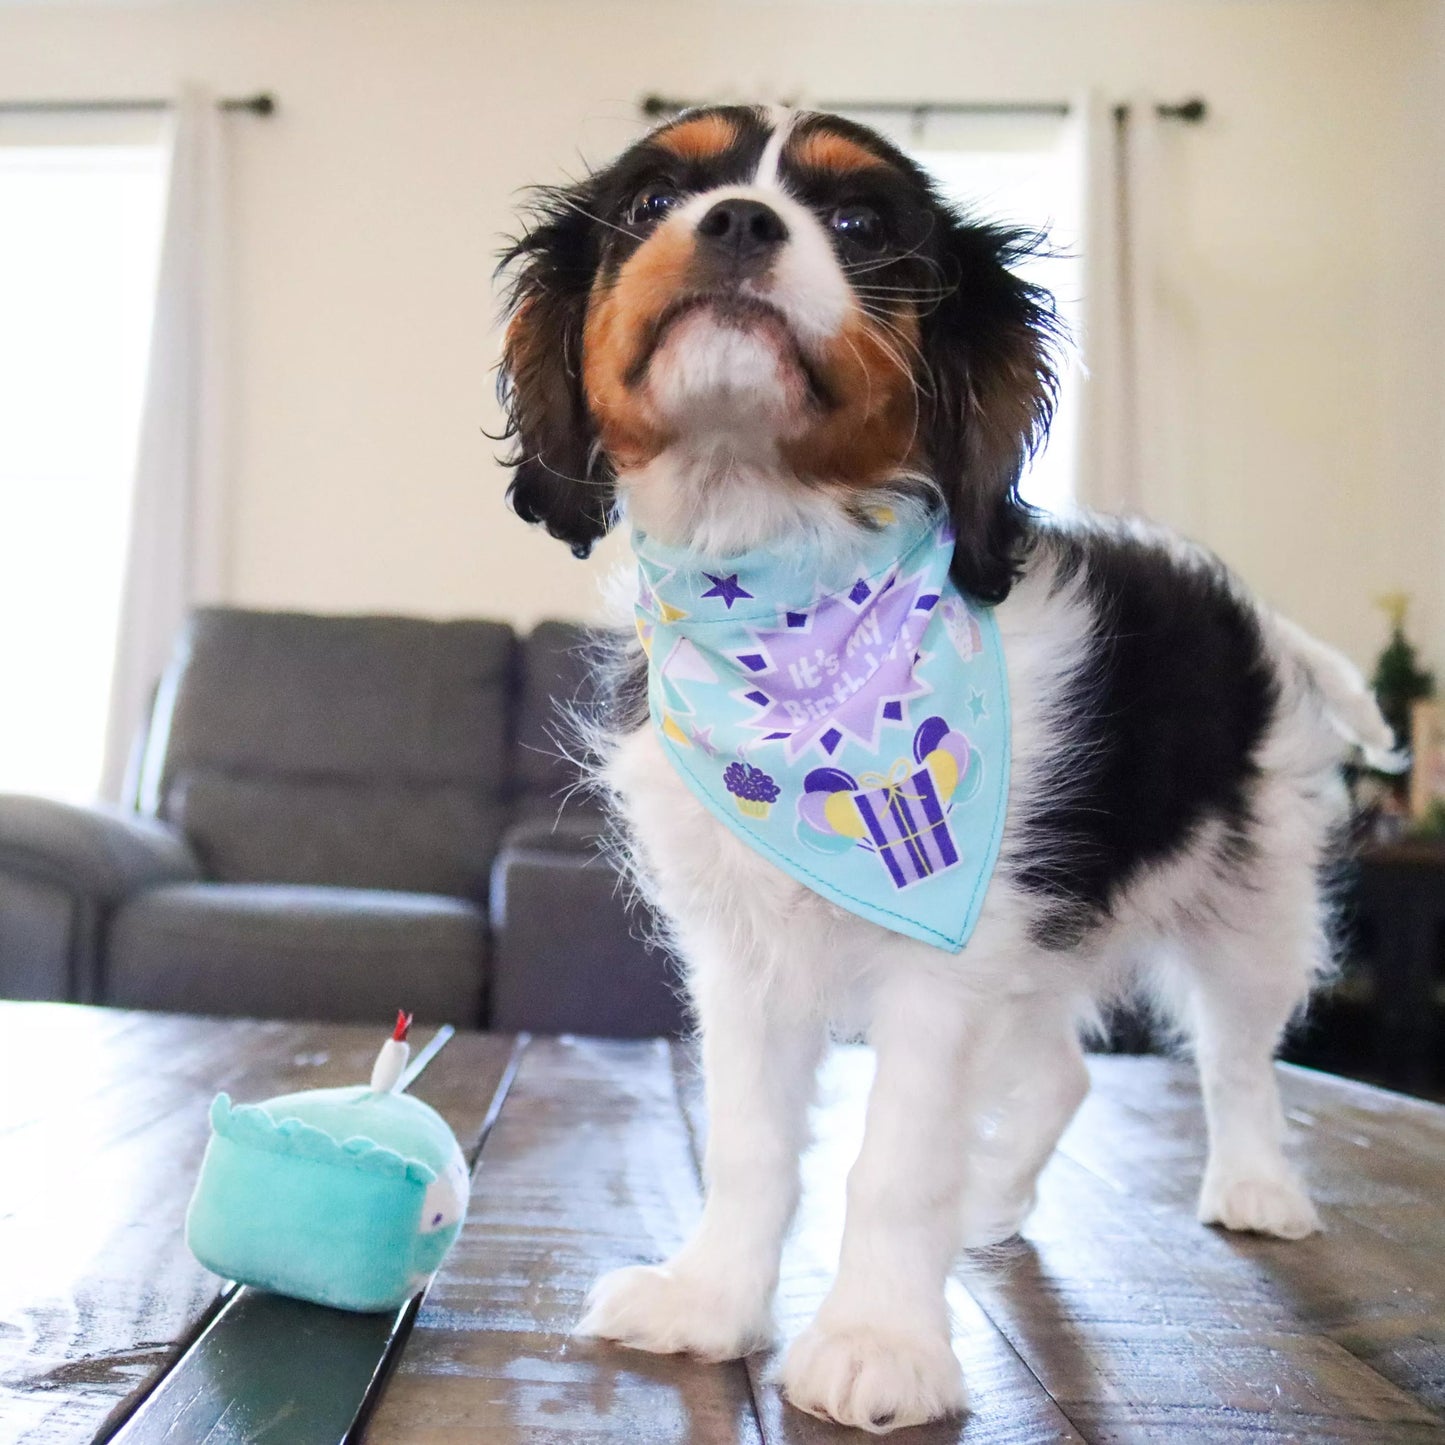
964,1057,1445,1442
0,1003,511,1445
375,1041,1445,1444
365,1035,763,1444
2,1006,1442,1444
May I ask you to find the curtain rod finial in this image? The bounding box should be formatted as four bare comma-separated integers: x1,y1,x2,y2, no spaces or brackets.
220,92,276,116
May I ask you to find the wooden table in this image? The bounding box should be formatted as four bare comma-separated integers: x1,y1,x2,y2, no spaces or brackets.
2,1005,1443,1443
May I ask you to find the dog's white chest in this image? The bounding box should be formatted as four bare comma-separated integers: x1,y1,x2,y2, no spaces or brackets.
608,725,870,1008
610,724,812,917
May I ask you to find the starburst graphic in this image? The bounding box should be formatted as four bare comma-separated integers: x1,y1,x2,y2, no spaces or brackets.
731,567,937,762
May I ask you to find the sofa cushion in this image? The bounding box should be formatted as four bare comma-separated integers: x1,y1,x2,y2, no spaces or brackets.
145,609,516,898
498,812,609,854
170,775,498,899
514,622,612,820
488,844,685,1037
105,883,486,1025
0,872,78,1002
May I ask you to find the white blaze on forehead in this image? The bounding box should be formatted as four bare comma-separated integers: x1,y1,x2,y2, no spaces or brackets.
753,106,797,191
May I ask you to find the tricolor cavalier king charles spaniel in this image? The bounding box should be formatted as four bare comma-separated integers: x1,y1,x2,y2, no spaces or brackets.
496,105,1391,1431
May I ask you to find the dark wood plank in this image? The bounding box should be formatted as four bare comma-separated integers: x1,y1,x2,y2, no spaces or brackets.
0,1002,509,1445
674,1045,1086,1444
366,1035,763,1445
103,1290,416,1445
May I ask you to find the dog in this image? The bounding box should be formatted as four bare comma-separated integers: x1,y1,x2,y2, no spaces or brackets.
495,105,1394,1432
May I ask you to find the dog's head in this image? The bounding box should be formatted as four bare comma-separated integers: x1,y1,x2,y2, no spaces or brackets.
498,106,1058,600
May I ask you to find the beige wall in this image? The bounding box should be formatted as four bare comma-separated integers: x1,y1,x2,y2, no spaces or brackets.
2,0,1441,672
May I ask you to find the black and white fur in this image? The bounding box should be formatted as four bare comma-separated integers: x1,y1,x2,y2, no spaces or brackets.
497,105,1393,1432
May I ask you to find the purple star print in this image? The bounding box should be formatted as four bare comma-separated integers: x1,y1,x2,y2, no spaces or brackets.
701,573,753,609
733,567,935,762
688,723,720,756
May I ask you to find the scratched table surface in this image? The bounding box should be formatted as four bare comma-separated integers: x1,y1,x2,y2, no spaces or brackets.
2,1005,1443,1443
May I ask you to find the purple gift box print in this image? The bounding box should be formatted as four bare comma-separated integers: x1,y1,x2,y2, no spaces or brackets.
855,761,956,888
796,716,984,890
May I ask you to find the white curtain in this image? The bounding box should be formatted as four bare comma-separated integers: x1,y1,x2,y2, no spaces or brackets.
1071,92,1168,517
101,85,229,801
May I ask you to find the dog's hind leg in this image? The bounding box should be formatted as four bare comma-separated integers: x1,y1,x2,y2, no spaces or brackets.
956,995,1091,1248
1158,855,1324,1240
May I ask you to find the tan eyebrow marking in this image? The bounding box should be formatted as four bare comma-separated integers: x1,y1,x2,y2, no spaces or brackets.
654,113,741,161
791,130,890,175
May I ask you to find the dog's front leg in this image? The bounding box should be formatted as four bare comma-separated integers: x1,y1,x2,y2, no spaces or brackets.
782,964,981,1432
580,940,827,1359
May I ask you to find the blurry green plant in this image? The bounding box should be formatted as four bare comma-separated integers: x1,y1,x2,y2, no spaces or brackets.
1372,593,1435,752
1409,798,1445,842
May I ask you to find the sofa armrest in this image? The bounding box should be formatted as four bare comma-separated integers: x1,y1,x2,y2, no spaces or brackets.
488,838,687,1038
0,794,201,903
0,795,201,1005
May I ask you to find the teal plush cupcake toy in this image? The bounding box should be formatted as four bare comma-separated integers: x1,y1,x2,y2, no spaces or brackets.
186,1012,469,1313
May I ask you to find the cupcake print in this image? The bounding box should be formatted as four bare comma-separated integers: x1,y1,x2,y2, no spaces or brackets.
724,761,780,818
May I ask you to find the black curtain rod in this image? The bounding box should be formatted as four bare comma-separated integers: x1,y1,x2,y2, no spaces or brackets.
0,91,276,117
641,94,1207,124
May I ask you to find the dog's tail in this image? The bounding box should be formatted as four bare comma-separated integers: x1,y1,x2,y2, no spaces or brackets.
1267,613,1402,772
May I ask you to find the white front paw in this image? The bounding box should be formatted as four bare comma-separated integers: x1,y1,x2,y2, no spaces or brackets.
1198,1166,1320,1239
781,1319,968,1433
577,1263,774,1360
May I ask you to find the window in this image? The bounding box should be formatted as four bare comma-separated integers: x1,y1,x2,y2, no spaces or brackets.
844,110,1084,514
0,137,166,801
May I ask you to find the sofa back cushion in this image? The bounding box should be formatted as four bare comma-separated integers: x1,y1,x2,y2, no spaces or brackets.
513,621,610,824
146,609,517,899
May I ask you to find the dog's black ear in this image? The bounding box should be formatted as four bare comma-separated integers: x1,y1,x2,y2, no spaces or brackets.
920,213,1059,604
497,185,613,559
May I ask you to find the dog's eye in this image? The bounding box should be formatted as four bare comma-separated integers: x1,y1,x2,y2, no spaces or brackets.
829,204,884,248
627,184,682,227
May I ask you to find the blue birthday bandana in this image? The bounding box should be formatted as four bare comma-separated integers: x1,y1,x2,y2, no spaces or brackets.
632,508,1010,952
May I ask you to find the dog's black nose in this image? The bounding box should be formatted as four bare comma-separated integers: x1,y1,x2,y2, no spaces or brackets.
696,198,788,261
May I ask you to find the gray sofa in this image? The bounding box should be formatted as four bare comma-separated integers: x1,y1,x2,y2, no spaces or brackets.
0,608,685,1037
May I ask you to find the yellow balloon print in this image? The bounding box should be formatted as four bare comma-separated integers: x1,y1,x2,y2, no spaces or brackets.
924,748,958,803
824,790,868,839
